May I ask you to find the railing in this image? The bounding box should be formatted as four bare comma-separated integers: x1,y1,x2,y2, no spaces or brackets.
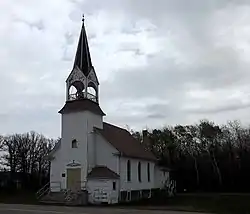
36,182,50,199
36,181,62,200
69,93,77,100
68,92,97,102
64,190,78,202
64,181,87,202
86,93,97,102
36,180,86,201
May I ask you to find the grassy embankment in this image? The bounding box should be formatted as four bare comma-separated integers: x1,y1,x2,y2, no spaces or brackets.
1,191,250,213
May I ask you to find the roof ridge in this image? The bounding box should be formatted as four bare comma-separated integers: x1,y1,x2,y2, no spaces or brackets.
103,122,128,132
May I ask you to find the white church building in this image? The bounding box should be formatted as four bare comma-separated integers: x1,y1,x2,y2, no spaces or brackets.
45,17,171,204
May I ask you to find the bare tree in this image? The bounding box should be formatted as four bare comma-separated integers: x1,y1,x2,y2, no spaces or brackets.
0,131,56,189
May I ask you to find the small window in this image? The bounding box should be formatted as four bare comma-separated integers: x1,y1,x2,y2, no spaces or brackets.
138,162,141,182
72,139,77,148
113,182,116,190
147,163,150,182
62,173,65,177
127,160,131,182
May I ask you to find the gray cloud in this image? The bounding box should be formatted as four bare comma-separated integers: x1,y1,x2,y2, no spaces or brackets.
13,18,45,31
1,0,250,137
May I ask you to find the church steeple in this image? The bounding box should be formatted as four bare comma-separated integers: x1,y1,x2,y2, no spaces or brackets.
73,15,92,76
66,15,99,103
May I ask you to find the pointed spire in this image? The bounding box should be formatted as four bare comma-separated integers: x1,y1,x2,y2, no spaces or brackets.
73,14,93,76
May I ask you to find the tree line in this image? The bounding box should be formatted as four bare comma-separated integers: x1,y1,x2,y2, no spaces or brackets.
132,119,250,192
1,119,250,193
0,131,57,191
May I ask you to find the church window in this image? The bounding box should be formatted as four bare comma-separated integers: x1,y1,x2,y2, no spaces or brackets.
87,82,97,102
147,163,150,182
138,162,141,182
72,139,77,148
127,160,131,182
113,182,116,190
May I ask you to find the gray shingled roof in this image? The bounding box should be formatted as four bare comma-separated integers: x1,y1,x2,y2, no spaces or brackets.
58,99,105,115
87,166,119,179
73,17,92,76
95,123,157,161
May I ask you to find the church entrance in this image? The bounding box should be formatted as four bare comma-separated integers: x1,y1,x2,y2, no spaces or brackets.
66,168,81,191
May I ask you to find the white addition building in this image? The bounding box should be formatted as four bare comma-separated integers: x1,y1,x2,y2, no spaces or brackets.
45,17,170,205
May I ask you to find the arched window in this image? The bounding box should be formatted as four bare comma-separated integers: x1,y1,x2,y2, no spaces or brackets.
68,81,85,101
87,82,97,102
72,139,77,148
69,85,77,100
127,160,131,182
147,163,150,182
138,162,141,182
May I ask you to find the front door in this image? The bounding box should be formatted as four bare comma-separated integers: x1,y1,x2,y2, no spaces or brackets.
66,168,81,191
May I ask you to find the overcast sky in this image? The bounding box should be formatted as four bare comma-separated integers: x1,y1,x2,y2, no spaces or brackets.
1,0,250,138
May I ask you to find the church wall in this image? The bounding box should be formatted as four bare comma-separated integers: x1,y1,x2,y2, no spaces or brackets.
58,111,103,189
95,134,119,174
50,149,62,192
120,157,155,191
85,111,103,170
87,179,119,204
60,112,88,189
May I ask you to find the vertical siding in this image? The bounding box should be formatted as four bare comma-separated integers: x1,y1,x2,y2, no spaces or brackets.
87,179,119,204
50,149,62,191
50,110,103,190
120,157,155,191
95,134,119,174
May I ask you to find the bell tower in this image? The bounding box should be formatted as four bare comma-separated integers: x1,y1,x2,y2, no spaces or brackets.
57,16,105,188
59,15,105,116
66,15,99,103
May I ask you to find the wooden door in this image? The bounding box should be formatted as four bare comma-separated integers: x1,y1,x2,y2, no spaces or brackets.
66,168,81,191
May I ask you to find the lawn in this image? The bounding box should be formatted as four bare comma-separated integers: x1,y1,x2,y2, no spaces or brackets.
0,191,250,213
127,193,250,214
0,191,38,204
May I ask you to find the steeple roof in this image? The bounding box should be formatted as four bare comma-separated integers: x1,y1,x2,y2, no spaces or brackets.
73,15,92,76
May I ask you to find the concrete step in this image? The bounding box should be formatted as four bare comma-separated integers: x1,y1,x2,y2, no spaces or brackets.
40,191,88,205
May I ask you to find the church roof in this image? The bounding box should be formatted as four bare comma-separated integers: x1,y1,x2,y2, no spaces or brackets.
95,123,157,161
48,122,156,162
58,99,105,115
73,16,93,76
87,166,119,179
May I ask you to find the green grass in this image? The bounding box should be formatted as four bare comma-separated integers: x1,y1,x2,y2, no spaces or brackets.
1,191,250,213
172,194,250,214
128,194,250,214
0,191,38,204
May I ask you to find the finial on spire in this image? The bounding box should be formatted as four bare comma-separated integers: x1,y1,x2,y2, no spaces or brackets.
82,14,85,22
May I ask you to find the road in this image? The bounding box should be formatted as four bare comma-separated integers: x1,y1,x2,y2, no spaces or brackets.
0,204,208,214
